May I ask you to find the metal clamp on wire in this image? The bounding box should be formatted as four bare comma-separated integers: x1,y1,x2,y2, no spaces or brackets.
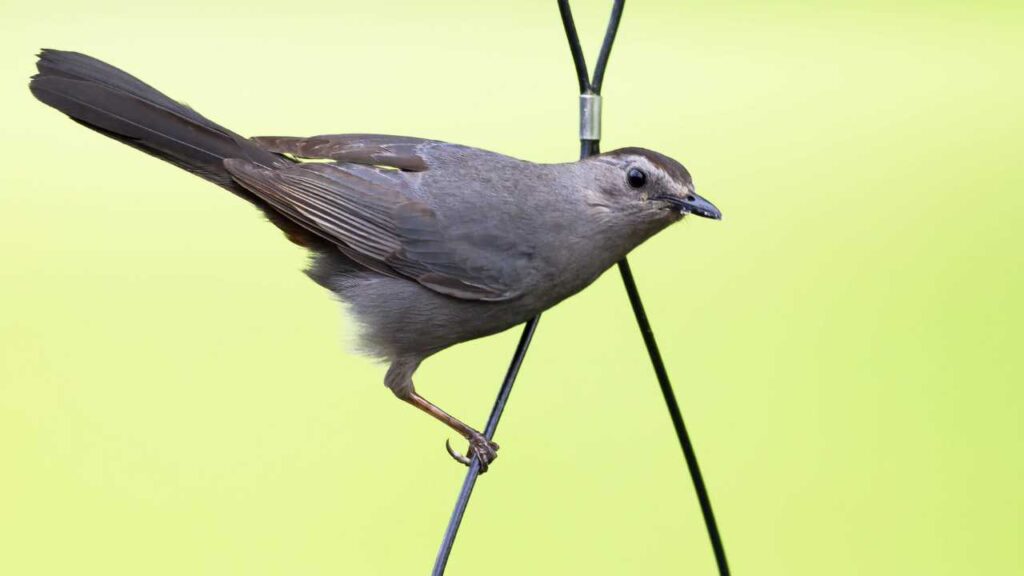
579,92,602,141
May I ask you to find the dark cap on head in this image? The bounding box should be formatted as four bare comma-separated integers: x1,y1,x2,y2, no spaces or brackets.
605,146,693,185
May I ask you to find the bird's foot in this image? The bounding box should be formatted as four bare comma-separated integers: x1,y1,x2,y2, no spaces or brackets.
445,432,499,473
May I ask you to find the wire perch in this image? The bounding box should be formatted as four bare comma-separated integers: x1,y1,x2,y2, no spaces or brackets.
431,2,729,574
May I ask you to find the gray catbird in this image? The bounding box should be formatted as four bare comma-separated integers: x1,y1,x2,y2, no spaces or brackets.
29,50,721,471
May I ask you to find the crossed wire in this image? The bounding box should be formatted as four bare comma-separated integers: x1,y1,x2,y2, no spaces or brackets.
431,2,730,574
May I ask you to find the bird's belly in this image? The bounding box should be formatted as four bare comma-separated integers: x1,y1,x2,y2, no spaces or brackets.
327,273,545,361
311,249,609,361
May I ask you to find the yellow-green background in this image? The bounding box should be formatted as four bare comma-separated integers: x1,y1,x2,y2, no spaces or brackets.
2,0,1021,574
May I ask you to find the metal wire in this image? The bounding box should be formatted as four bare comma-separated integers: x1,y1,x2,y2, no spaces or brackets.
559,3,730,572
618,259,731,575
431,317,539,575
431,2,728,574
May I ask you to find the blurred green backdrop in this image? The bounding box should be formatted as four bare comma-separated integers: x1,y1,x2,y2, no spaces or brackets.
1,0,1021,574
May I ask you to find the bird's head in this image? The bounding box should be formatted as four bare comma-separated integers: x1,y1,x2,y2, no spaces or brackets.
582,147,721,232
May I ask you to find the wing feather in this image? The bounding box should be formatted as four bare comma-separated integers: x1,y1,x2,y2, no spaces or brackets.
251,134,436,171
224,151,520,302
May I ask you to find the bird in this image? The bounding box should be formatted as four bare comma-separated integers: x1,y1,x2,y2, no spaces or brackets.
29,49,721,472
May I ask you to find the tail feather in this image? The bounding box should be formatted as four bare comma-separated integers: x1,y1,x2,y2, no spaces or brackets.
29,49,320,246
30,49,282,188
34,49,213,128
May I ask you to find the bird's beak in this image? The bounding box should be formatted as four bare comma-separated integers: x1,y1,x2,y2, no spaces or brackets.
661,191,722,220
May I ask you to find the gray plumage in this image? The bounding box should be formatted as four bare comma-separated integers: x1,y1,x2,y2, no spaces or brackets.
29,49,721,470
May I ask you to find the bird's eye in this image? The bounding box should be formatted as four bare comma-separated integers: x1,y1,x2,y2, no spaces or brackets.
627,167,647,188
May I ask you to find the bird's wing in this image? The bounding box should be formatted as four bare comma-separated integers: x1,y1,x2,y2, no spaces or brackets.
251,134,440,172
224,157,521,302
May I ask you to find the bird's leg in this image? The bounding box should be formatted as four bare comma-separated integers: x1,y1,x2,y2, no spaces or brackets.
386,360,500,472
404,392,500,472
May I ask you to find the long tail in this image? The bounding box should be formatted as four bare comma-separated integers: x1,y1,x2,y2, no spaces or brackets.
28,49,315,245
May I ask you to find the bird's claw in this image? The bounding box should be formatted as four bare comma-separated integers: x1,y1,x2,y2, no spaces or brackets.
445,433,500,473
445,439,472,466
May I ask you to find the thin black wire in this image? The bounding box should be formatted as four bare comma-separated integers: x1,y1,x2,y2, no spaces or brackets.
556,0,590,94
432,1,728,574
589,0,625,93
557,1,730,574
619,260,730,575
431,318,539,575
